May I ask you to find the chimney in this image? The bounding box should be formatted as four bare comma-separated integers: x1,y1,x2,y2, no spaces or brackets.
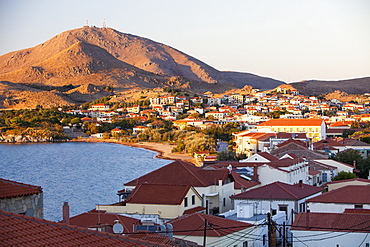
353,160,356,169
253,165,258,181
63,202,70,225
299,180,303,188
306,209,310,229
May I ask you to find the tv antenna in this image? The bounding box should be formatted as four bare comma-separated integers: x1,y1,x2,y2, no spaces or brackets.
85,20,89,27
102,18,106,28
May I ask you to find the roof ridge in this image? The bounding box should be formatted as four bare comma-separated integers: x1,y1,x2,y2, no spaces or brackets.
276,182,299,199
178,160,209,187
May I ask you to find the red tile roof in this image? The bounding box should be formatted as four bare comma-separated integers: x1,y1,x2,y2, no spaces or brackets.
0,210,171,246
313,139,345,147
69,210,141,233
231,171,261,190
183,206,206,215
126,232,199,246
258,152,280,161
276,139,308,148
231,181,323,200
126,184,194,205
291,212,370,233
0,178,42,199
124,160,230,188
257,118,324,127
167,212,253,237
307,185,370,204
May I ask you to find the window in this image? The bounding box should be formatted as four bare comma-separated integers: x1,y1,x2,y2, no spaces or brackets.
223,198,226,207
191,195,195,205
355,204,363,209
322,173,327,182
184,197,188,207
243,241,248,247
263,235,266,245
279,205,288,214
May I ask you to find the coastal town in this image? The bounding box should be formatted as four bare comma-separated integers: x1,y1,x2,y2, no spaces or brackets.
2,85,370,246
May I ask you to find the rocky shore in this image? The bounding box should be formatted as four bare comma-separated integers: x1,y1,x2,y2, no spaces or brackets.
0,135,67,143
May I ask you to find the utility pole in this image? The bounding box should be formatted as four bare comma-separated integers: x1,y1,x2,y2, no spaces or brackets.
282,221,286,247
267,213,273,247
203,219,207,247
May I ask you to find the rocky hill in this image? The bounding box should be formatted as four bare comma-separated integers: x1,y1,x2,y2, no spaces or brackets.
0,26,284,109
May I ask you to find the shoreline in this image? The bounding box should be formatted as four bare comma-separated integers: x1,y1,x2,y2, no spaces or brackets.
71,138,196,164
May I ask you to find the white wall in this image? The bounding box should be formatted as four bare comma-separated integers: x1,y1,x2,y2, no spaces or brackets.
308,202,370,213
291,230,370,247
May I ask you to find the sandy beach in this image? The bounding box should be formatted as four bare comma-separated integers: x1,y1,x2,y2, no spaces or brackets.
73,138,196,163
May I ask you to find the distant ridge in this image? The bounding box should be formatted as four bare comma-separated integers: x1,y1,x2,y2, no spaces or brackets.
290,77,370,95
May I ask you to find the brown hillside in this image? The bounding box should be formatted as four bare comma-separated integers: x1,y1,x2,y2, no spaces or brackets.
0,26,284,89
0,26,286,108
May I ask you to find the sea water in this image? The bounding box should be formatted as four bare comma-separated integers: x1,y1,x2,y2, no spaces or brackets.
0,142,171,221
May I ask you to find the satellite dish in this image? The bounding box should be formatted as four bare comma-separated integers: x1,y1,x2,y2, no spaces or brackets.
113,220,124,234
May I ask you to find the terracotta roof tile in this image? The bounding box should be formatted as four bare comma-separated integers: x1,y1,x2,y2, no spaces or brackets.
257,119,324,127
124,160,229,187
0,210,170,246
291,212,370,233
231,171,261,190
167,212,253,237
307,185,370,204
126,184,193,205
231,181,323,200
69,210,141,233
0,178,42,199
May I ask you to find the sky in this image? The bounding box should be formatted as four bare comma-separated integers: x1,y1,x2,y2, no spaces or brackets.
0,0,369,83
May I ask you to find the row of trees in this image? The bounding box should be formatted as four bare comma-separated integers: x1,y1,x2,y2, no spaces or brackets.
0,109,72,140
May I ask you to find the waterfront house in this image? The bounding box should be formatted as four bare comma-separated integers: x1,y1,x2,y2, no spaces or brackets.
0,178,43,218
118,160,234,216
99,184,204,221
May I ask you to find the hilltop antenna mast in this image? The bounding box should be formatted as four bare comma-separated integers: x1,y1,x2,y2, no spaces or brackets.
102,18,106,28
85,20,89,27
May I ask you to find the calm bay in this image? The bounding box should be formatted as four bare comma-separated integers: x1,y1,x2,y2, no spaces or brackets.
0,142,171,222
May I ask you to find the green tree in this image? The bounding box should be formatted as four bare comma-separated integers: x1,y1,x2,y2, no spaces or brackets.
70,117,81,125
351,121,361,128
332,149,363,166
331,171,357,181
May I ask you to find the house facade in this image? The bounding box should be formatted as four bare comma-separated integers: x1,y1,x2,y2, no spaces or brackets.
99,184,203,220
231,181,324,224
307,185,370,213
101,161,235,218
256,118,326,142
291,211,370,247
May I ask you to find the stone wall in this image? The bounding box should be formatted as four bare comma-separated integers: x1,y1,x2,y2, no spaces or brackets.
0,193,43,218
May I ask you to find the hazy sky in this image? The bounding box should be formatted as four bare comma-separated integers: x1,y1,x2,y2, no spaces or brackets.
0,0,369,83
